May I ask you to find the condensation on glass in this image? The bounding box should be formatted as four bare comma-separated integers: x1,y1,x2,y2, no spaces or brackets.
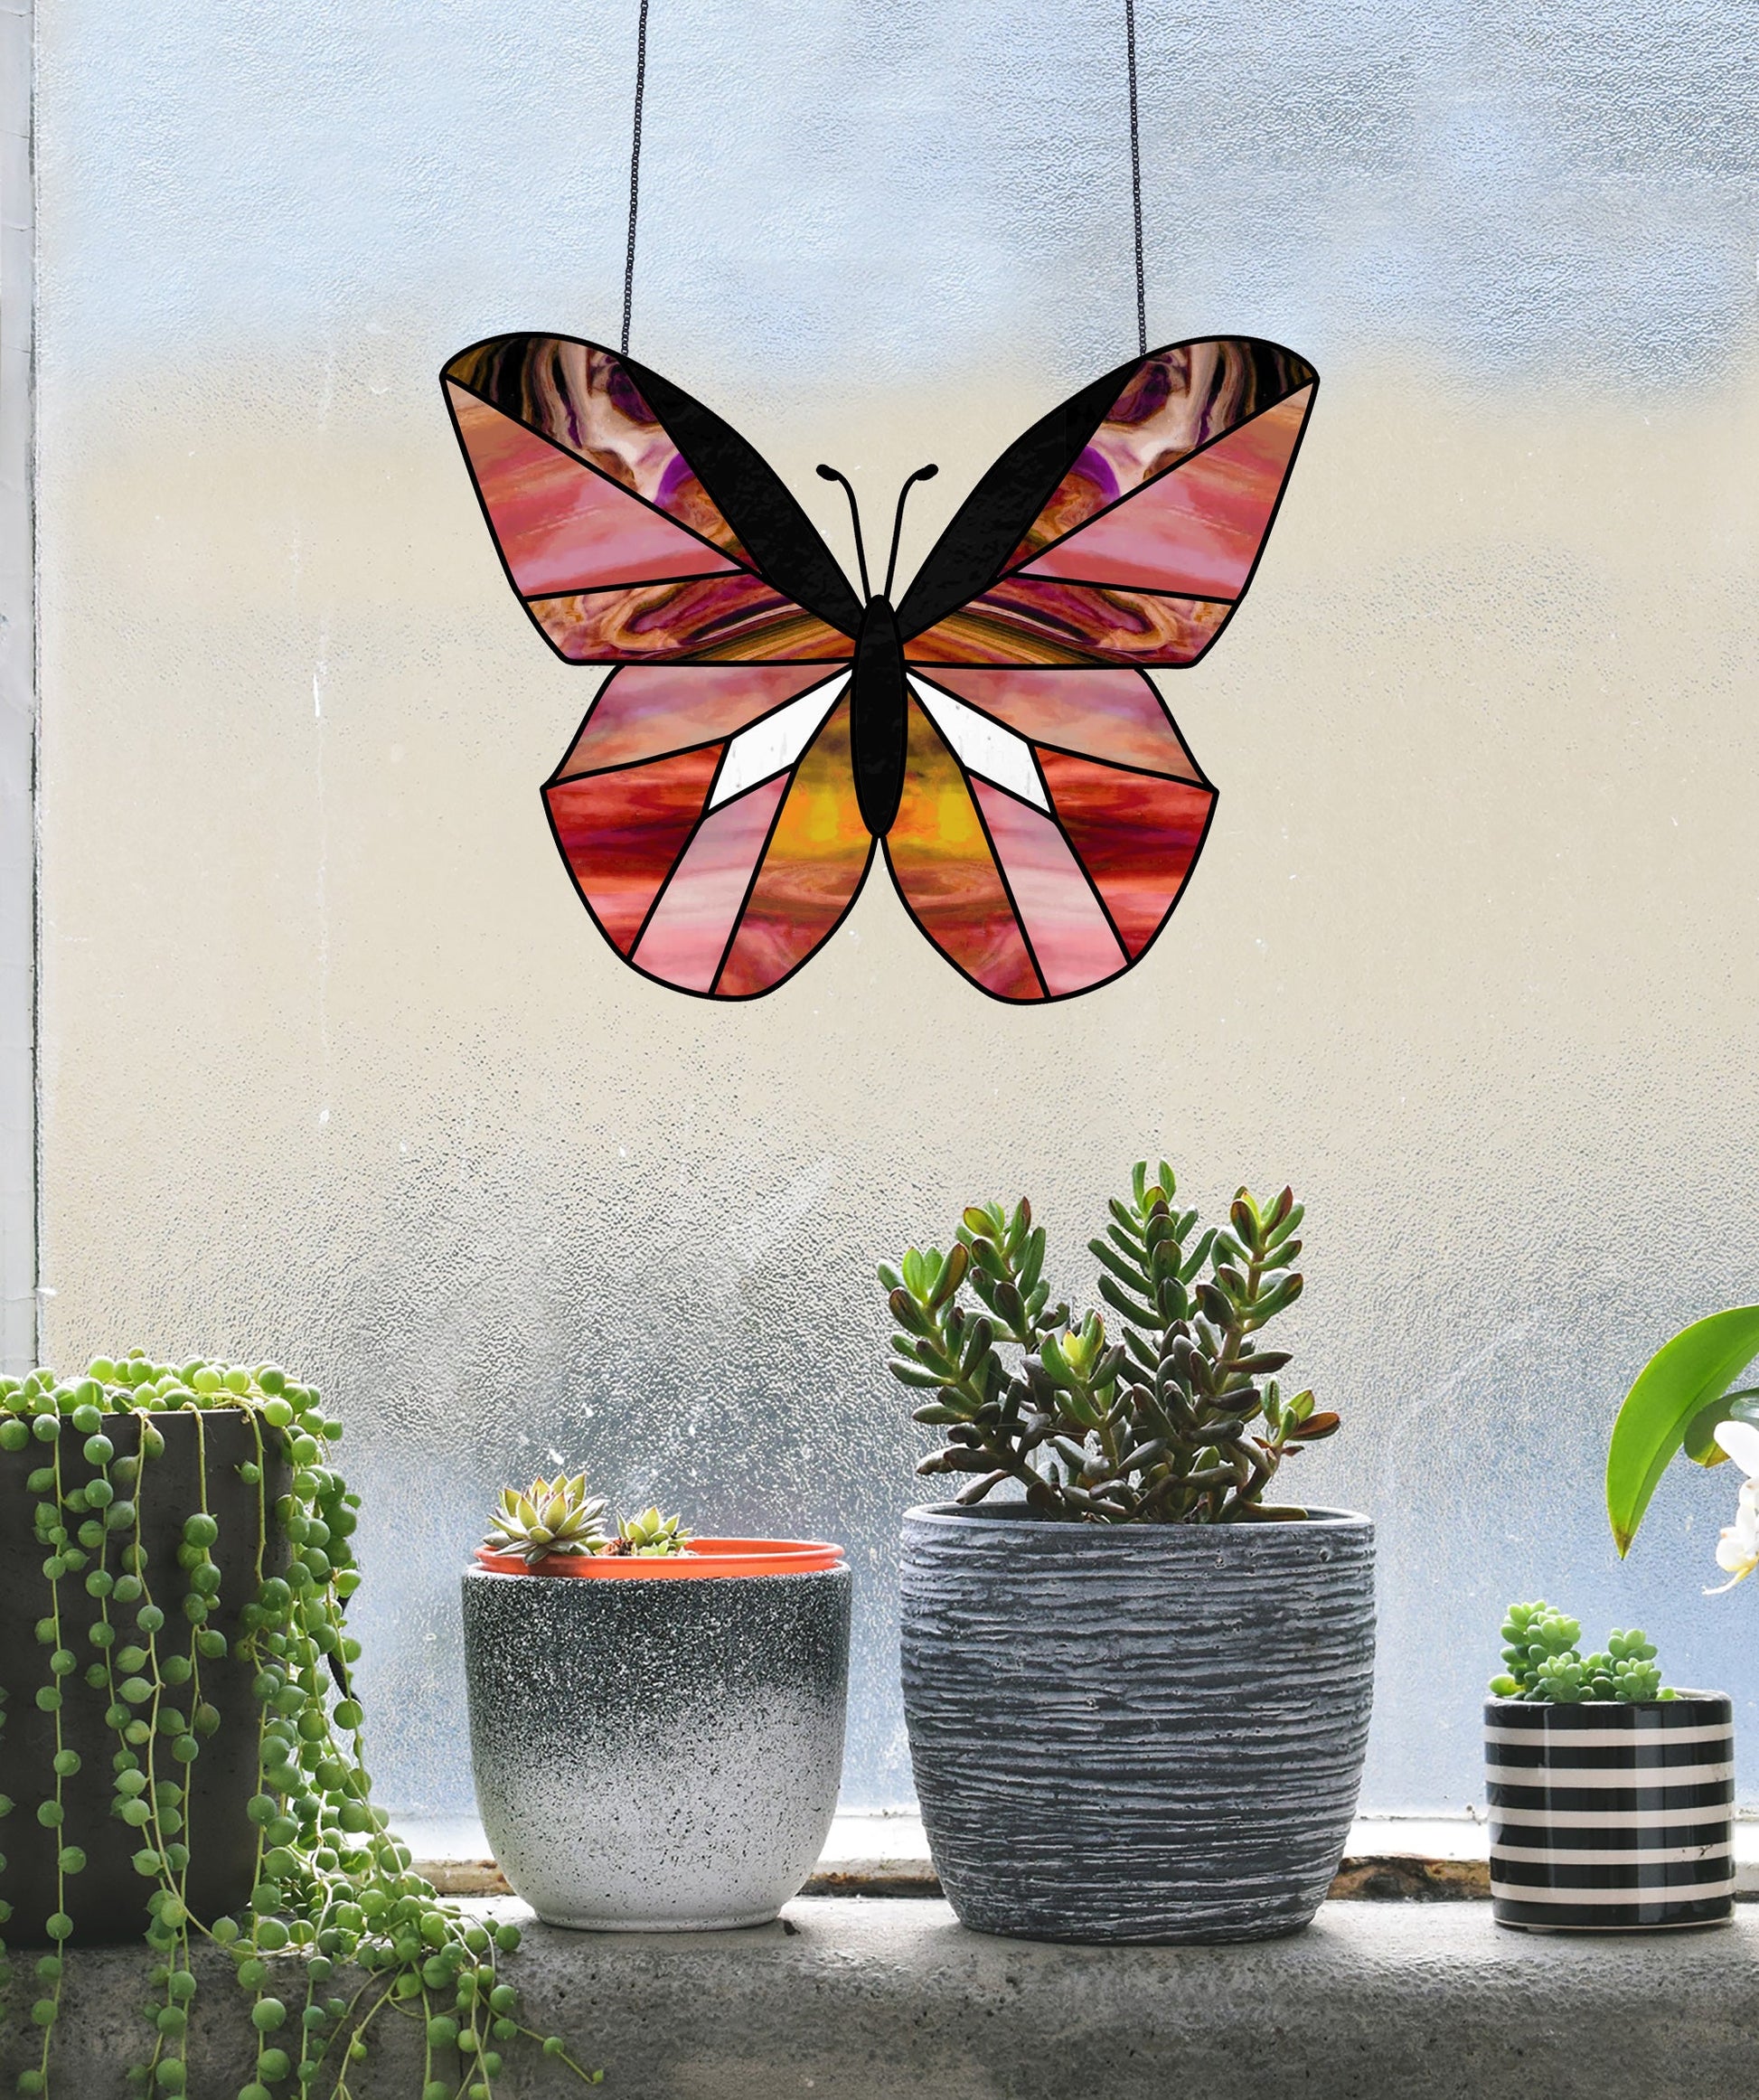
28,0,1759,1813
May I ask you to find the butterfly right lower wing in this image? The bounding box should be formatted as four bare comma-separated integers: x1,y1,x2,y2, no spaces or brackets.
883,666,1214,1002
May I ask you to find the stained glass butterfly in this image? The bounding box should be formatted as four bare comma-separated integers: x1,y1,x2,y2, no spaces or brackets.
440,334,1316,1003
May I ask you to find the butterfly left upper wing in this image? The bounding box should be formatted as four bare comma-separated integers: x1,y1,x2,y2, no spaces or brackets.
896,337,1315,669
443,334,861,664
444,334,874,998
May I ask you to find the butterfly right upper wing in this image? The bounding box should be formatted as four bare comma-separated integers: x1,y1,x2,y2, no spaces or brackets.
897,337,1316,671
881,337,1313,1002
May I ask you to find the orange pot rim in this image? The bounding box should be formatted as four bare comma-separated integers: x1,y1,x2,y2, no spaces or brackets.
471,1537,846,1580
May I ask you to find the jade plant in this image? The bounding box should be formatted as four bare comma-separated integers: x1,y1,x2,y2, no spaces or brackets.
880,1162,1338,1522
481,1478,692,1567
0,1353,600,2098
1489,1601,1670,1703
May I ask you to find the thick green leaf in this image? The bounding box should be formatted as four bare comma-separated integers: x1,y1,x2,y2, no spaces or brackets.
1607,1307,1759,1554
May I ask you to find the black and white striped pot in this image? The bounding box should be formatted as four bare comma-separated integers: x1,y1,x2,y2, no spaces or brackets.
1485,1694,1735,1931
899,1502,1376,1944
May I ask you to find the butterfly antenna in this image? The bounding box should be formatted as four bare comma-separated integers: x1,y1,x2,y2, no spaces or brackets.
883,465,939,600
815,465,872,600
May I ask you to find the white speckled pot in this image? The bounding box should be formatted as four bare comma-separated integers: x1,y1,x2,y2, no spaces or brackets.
900,1502,1375,1944
462,1559,851,1930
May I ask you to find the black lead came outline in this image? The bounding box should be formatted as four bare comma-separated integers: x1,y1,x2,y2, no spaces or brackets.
444,334,1306,1003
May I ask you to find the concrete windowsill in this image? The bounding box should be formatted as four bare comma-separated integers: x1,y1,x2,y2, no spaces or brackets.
10,1897,1755,2099
396,1810,1759,1902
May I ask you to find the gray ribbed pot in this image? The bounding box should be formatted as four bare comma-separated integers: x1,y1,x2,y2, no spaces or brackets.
462,1564,850,1929
899,1502,1375,1944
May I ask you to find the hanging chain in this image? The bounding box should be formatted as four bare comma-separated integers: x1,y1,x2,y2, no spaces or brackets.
620,0,652,357
1124,0,1147,355
621,0,1143,360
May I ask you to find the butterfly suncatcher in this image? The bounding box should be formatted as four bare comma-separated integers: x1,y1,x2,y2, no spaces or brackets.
441,334,1316,1002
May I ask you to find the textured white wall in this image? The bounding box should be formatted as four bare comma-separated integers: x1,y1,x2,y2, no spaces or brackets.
33,0,1759,1812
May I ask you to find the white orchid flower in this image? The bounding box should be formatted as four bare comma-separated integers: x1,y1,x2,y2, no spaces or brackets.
1714,1418,1759,1477
1706,1419,1759,1594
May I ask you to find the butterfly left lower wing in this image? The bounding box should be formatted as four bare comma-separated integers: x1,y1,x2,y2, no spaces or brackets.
886,668,1214,1002
544,664,872,999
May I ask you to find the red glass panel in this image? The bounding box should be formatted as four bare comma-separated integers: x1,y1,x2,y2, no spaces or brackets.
543,743,723,954
1037,748,1215,957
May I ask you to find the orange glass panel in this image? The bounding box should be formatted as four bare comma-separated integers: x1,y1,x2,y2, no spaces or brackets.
717,698,873,997
884,699,1040,1001
531,573,853,665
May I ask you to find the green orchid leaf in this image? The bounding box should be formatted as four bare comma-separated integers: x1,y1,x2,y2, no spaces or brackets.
1607,1307,1759,1555
1681,1389,1759,1464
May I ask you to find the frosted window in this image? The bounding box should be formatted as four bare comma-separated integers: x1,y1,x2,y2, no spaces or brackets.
29,0,1759,1815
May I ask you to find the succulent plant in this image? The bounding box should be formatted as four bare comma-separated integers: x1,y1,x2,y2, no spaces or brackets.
1490,1600,1670,1702
484,1474,609,1566
881,1162,1336,1523
616,1506,693,1557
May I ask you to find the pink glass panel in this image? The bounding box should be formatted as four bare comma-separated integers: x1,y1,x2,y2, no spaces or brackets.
444,340,750,560
1018,388,1312,598
632,775,789,992
912,667,1201,781
447,385,739,595
971,782,1126,995
553,664,843,780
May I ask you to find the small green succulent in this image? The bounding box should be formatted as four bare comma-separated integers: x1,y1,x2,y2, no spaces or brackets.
1490,1600,1670,1703
484,1474,609,1566
614,1507,693,1557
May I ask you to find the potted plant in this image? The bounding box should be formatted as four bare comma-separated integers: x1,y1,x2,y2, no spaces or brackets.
1484,1602,1732,1931
461,1475,850,1930
0,1354,597,2098
886,1163,1374,1945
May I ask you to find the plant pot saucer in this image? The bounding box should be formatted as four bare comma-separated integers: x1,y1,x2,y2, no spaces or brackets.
472,1537,845,1578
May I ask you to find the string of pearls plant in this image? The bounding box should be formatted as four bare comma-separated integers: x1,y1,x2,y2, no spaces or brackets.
0,1354,598,2099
